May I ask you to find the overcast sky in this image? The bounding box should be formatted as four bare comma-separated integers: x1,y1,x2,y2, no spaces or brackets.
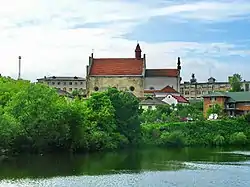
1,0,250,82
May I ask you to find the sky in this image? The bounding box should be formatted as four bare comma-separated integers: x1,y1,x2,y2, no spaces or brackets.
1,0,250,82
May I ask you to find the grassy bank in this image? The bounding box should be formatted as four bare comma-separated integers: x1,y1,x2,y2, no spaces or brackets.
141,119,250,147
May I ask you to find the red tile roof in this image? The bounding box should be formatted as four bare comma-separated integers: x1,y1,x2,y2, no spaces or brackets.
144,86,179,94
172,95,189,103
89,58,144,76
145,69,179,77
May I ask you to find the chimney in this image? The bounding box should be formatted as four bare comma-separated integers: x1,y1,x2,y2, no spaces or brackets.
135,43,142,59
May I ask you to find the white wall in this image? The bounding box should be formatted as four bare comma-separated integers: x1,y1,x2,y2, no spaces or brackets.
141,105,157,110
162,95,178,105
144,77,179,92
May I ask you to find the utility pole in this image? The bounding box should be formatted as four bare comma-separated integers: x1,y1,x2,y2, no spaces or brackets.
18,56,21,80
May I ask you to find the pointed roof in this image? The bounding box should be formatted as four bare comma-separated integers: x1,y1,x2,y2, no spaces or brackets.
144,85,179,94
135,43,141,52
171,95,189,103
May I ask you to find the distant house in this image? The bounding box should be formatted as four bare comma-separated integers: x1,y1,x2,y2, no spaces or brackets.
203,92,250,116
139,97,167,110
162,94,189,106
144,85,189,105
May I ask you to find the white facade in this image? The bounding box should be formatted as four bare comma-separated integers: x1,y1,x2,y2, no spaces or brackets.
144,77,180,92
162,95,178,105
37,76,86,93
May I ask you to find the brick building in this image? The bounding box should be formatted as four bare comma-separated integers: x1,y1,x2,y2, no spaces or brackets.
203,92,250,117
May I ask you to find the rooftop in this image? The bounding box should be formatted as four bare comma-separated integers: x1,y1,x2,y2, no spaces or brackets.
203,91,250,103
145,69,179,77
37,76,86,81
144,85,179,94
89,58,144,76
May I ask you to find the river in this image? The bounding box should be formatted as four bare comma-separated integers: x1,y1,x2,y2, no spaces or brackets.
0,147,250,187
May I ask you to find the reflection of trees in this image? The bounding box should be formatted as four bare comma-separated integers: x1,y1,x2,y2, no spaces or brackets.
0,148,249,179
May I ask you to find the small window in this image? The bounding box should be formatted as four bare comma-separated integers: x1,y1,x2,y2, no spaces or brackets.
57,82,60,85
184,91,189,95
74,88,78,90
63,82,66,85
149,87,154,90
75,82,78,85
94,86,99,91
69,82,72,85
130,86,135,91
69,88,72,91
52,82,55,85
80,82,83,85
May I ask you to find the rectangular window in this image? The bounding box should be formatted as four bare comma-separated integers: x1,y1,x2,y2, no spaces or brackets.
57,82,60,85
75,82,78,85
245,84,249,91
69,82,72,85
52,82,55,85
184,91,189,95
63,82,66,85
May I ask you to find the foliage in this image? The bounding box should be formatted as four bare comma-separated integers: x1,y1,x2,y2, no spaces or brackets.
206,103,224,117
0,77,139,154
141,119,250,147
229,73,243,92
140,101,204,123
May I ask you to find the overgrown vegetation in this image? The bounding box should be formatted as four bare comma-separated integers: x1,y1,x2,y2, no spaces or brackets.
0,77,140,154
1,76,250,156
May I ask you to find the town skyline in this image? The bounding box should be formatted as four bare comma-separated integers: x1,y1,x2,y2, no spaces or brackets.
1,0,250,82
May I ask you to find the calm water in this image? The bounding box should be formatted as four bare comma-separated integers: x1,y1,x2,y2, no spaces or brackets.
0,147,250,187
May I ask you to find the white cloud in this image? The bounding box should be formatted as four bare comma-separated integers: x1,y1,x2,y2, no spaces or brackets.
0,0,250,83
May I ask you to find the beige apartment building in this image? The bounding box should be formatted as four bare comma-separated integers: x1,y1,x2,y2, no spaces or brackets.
180,76,250,100
37,76,86,94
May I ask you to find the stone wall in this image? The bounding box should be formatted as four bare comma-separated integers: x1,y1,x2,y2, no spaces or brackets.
87,76,144,97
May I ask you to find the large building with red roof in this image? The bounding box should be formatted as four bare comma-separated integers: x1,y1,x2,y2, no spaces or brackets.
86,44,181,98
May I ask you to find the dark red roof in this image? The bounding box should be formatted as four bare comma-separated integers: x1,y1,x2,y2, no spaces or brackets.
145,69,179,77
144,86,179,94
89,58,144,76
172,95,189,103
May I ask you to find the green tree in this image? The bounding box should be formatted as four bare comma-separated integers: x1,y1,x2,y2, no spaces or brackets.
4,83,70,153
229,73,242,92
105,88,141,145
206,103,223,117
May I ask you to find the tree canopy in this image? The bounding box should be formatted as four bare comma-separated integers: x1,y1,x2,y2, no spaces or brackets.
229,73,242,92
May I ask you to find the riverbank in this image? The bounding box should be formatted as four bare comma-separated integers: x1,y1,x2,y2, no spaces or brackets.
141,119,250,147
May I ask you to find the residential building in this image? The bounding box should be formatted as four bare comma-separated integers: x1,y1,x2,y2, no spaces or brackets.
86,43,181,98
180,75,250,100
203,92,250,117
37,76,86,94
139,97,167,110
143,85,189,106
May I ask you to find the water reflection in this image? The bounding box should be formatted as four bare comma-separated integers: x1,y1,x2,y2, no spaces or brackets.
0,147,250,179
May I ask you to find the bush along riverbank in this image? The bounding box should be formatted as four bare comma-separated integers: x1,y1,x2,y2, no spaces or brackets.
1,76,250,156
141,119,250,147
0,77,141,155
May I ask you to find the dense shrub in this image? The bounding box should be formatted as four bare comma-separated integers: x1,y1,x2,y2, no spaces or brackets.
141,120,250,147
